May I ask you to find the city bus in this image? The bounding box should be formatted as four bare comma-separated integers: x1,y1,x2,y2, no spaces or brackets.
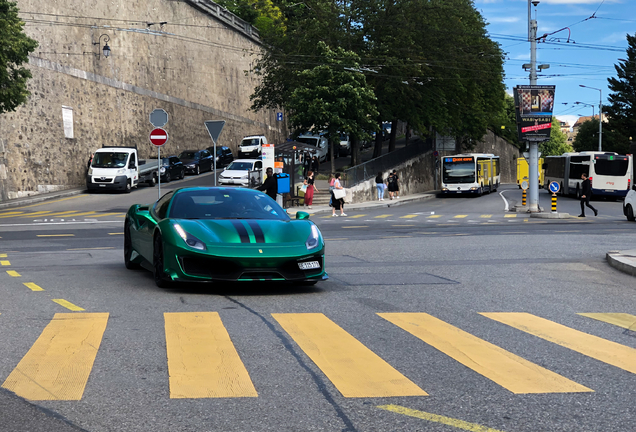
441,153,500,196
543,151,632,198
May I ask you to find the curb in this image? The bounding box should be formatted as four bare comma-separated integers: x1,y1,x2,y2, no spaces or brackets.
606,251,636,277
0,188,86,210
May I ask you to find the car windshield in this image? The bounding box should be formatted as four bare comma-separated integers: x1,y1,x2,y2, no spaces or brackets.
443,161,476,183
296,137,319,147
241,139,259,147
169,189,289,221
226,162,253,170
91,152,129,168
179,152,197,160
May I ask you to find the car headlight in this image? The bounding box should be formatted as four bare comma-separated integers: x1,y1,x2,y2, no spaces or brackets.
160,167,166,174
117,168,125,174
186,164,195,168
306,224,321,250
88,168,93,175
174,224,207,251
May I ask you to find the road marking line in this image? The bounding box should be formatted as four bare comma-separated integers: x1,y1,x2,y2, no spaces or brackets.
427,215,442,219
0,253,6,257
504,214,517,218
108,233,124,235
0,212,23,216
52,299,85,311
379,313,590,394
24,283,44,292
164,312,257,398
378,405,505,432
347,214,366,218
342,226,368,228
1,261,10,266
62,212,99,217
375,215,391,218
14,194,88,210
480,215,493,218
272,313,427,398
67,247,115,251
36,234,75,237
381,236,412,239
481,312,636,375
400,215,418,219
453,215,467,219
93,213,125,218
578,313,636,331
0,213,26,219
37,211,81,217
392,224,415,227
2,312,109,400
7,271,21,277
116,215,126,218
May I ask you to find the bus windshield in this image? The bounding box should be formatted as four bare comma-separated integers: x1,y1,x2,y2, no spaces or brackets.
443,161,475,183
594,158,629,176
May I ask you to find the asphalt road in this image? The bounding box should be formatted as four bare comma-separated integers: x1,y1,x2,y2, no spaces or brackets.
0,182,635,432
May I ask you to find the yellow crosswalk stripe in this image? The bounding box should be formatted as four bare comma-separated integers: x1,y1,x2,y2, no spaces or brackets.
6,271,20,277
0,253,6,257
1,261,10,266
272,313,427,398
164,312,257,399
481,312,636,375
375,214,391,218
480,215,493,218
52,299,85,311
2,313,109,400
400,214,418,219
427,215,442,219
347,214,366,218
453,215,467,219
379,313,590,394
24,282,44,291
63,211,99,217
37,234,74,237
578,313,636,331
33,211,80,217
92,212,125,218
0,212,25,219
504,214,517,218
0,212,23,216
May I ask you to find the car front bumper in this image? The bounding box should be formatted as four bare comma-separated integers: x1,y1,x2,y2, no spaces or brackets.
87,175,128,191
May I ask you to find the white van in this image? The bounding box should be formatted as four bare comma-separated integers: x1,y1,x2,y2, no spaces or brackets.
296,134,329,162
238,135,267,158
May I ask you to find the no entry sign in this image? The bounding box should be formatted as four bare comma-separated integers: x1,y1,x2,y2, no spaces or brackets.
150,128,168,146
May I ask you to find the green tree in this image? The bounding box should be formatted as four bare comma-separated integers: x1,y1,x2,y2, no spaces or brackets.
215,0,285,36
540,117,573,156
604,33,636,147
573,118,629,154
0,0,38,114
287,42,378,174
489,93,519,147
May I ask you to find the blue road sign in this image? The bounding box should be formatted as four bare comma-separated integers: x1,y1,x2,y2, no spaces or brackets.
549,181,560,194
276,112,283,121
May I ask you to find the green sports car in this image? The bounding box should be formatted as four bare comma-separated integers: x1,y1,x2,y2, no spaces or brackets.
124,186,327,287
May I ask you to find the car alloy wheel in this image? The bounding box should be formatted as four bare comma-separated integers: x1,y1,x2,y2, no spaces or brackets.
153,235,171,288
124,220,140,269
628,205,635,222
165,172,171,183
195,166,200,175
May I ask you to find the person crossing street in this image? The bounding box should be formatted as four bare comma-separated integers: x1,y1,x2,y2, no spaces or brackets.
578,173,598,218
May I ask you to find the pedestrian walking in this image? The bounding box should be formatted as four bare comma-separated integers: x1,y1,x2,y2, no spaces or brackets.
578,173,598,217
330,173,347,217
311,155,320,174
303,170,318,209
375,171,385,201
387,170,400,199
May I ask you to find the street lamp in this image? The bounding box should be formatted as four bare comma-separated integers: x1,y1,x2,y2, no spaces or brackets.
579,84,602,151
93,34,111,59
574,101,594,117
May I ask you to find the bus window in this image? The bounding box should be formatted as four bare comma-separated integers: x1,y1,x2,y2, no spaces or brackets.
594,158,629,176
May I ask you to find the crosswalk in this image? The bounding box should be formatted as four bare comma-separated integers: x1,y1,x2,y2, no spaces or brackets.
0,209,126,221
1,310,634,401
317,212,614,223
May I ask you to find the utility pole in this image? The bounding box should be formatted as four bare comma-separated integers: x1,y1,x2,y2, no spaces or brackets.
527,0,540,212
579,85,603,151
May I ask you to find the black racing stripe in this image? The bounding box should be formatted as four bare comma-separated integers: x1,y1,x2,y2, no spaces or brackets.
247,221,265,243
231,221,251,243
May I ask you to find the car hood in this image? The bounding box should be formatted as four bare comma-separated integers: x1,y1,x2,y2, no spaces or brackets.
180,158,199,164
172,218,312,245
220,169,250,177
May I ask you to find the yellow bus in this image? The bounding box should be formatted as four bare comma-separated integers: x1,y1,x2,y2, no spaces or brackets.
441,153,500,196
516,157,544,189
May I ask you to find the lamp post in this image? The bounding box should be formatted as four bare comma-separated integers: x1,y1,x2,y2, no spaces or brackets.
579,85,602,151
93,34,111,59
574,101,594,118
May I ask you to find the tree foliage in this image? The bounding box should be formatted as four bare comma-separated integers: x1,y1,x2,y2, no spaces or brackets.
604,33,636,148
573,118,628,154
215,0,285,36
250,0,506,165
540,117,573,156
0,0,38,114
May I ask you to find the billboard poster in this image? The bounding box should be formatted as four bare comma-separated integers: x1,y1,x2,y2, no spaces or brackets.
514,85,555,142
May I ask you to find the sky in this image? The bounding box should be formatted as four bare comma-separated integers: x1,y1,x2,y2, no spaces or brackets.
476,0,635,130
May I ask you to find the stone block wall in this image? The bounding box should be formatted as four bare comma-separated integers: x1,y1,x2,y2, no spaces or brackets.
0,0,285,200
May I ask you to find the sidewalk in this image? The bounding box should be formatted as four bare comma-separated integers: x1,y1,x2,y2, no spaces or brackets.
286,192,436,216
607,250,636,277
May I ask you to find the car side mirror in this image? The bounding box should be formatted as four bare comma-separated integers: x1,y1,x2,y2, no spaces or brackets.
296,211,310,220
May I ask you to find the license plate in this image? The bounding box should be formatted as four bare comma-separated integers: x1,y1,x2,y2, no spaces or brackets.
99,184,105,187
456,191,461,193
228,180,234,184
298,261,320,270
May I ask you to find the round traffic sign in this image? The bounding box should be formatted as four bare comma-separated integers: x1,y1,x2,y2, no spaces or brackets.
549,181,560,194
521,180,528,190
150,128,168,146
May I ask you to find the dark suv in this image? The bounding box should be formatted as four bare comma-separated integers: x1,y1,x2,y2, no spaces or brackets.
160,156,185,182
178,149,213,175
207,146,234,168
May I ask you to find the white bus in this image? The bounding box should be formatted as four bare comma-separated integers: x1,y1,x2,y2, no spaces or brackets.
543,151,632,198
441,153,500,196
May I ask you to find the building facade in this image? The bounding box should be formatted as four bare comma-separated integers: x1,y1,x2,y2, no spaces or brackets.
0,0,285,200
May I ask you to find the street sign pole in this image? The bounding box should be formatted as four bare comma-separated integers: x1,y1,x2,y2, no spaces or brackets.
149,127,168,199
158,146,161,199
204,121,226,187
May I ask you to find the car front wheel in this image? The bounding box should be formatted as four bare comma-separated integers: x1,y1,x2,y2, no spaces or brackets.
153,235,172,288
627,204,635,222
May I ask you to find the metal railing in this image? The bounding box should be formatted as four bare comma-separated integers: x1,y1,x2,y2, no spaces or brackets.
343,139,432,187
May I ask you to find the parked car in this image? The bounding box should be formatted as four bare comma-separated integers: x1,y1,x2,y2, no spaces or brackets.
160,156,185,183
218,159,263,187
623,189,636,221
87,146,158,192
178,149,213,175
207,146,234,168
339,133,351,156
296,134,329,162
238,135,267,158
